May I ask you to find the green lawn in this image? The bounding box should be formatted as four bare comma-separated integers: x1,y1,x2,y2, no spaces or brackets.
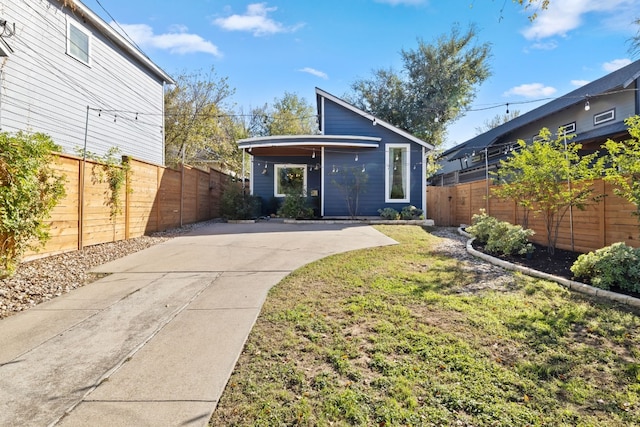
210,225,640,426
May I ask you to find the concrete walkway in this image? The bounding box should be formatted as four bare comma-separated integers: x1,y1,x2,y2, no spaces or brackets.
0,222,396,426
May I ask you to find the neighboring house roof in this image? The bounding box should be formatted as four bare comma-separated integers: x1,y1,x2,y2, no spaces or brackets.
65,0,174,84
443,59,640,161
315,87,435,150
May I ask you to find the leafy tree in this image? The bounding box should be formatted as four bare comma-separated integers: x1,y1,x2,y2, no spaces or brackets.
0,132,66,276
512,0,551,20
164,67,244,173
603,115,640,222
348,25,491,146
249,92,317,137
629,18,640,58
475,110,521,135
492,128,604,254
331,166,369,219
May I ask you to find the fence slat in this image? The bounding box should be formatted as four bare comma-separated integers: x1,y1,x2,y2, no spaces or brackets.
427,178,639,252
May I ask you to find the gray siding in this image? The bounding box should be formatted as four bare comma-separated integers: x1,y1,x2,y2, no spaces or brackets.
0,1,166,165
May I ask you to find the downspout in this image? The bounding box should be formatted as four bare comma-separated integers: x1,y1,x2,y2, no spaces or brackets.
484,147,490,215
422,146,427,216
80,105,90,250
162,81,166,166
321,146,325,217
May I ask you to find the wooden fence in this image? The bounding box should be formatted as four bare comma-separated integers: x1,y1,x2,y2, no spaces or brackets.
25,153,233,259
427,179,639,253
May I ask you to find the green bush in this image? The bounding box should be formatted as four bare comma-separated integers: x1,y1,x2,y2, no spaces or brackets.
465,210,499,244
277,188,314,219
0,131,66,276
570,242,640,292
400,205,424,220
485,221,534,256
467,210,534,256
378,208,400,220
220,184,261,220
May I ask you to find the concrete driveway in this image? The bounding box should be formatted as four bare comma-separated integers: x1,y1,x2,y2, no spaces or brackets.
0,222,396,426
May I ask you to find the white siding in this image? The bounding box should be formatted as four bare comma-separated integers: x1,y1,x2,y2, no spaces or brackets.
0,0,167,165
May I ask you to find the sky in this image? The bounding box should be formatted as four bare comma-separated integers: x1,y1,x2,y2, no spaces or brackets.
82,0,640,148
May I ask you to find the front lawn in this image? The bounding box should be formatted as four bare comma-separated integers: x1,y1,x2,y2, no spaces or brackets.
210,225,640,426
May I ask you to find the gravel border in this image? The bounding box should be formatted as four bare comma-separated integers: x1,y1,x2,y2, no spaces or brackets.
0,220,221,320
458,227,640,309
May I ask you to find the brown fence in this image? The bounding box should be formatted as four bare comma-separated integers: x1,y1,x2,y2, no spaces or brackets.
26,154,233,259
427,179,639,253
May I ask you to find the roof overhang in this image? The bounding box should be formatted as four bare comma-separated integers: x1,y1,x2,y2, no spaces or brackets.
238,135,381,156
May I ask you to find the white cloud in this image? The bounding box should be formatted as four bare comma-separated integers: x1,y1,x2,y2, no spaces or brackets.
298,67,328,79
503,83,557,98
374,0,427,5
115,23,221,56
529,40,558,51
571,79,591,87
603,58,631,72
213,3,303,36
521,0,640,40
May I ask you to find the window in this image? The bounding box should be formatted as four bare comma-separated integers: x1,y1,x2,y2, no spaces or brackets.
385,144,410,203
274,164,307,197
594,109,615,126
67,20,91,65
559,122,576,134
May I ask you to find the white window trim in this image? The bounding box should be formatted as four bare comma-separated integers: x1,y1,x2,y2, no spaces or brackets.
385,143,410,203
66,18,92,66
274,163,307,197
594,109,615,126
559,121,576,134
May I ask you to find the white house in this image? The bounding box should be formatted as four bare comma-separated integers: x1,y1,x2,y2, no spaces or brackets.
0,0,174,165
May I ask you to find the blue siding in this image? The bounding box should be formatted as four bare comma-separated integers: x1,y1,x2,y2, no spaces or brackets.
252,155,321,215
250,95,426,217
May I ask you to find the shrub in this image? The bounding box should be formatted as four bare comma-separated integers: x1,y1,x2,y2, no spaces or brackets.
277,188,314,219
570,242,640,292
220,184,261,220
400,205,424,220
465,210,499,244
0,131,66,276
485,221,534,256
378,208,400,220
466,210,534,256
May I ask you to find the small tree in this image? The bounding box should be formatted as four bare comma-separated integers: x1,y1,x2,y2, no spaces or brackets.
603,115,640,224
331,166,368,219
493,128,604,254
0,132,66,276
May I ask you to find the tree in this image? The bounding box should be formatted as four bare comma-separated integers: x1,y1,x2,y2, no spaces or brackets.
629,18,640,58
0,132,66,276
475,110,521,135
512,0,551,20
492,127,604,254
248,92,317,137
164,67,244,173
331,166,369,219
348,25,491,146
603,115,640,222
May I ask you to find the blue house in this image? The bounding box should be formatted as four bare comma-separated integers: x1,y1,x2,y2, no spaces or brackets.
238,88,434,218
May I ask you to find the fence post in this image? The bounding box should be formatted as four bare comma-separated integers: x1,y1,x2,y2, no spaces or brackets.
124,156,131,240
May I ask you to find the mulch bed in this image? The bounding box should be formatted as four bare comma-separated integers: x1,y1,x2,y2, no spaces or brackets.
471,240,640,300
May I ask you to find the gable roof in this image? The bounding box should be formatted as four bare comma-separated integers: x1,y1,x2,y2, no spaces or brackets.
63,0,174,84
444,59,640,161
315,87,434,150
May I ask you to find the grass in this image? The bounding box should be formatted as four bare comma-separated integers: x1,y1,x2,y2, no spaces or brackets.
209,225,640,426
